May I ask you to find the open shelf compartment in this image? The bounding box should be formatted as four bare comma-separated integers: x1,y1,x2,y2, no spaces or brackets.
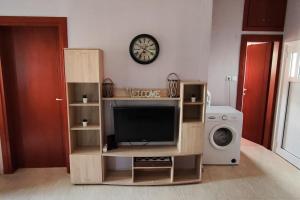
102,156,133,184
69,106,100,129
68,83,99,105
173,154,202,183
183,104,204,122
182,83,205,123
70,130,100,154
134,168,172,184
133,156,172,184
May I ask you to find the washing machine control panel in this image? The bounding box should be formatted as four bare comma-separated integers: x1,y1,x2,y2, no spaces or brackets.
222,115,228,120
206,114,242,121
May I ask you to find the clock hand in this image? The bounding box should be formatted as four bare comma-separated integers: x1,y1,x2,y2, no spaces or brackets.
144,49,154,55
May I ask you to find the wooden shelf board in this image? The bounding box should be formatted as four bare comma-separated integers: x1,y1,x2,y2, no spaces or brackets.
103,145,183,157
183,102,204,105
70,125,100,130
102,97,180,101
69,102,99,107
133,166,172,169
173,169,200,183
72,146,100,155
103,170,132,184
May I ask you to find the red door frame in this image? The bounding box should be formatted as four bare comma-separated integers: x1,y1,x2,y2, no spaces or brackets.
0,16,69,173
237,34,283,149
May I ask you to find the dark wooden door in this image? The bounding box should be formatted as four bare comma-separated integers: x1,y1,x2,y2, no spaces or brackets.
247,0,269,27
242,42,273,144
267,0,287,28
0,26,65,168
243,0,287,31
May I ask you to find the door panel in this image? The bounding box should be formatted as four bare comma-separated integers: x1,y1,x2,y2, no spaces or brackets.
64,49,100,83
181,122,203,154
242,43,273,144
247,0,269,27
0,27,65,168
70,154,102,184
275,41,300,169
282,83,300,158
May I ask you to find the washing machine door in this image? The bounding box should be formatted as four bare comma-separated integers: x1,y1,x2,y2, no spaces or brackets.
209,124,237,150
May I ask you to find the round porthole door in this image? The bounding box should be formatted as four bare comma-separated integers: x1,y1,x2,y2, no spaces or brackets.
209,125,237,150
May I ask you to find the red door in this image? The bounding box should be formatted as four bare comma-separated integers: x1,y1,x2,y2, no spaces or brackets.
242,42,273,144
0,26,65,168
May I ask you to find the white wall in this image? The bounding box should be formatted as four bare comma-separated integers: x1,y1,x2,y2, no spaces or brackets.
284,0,300,42
0,0,213,88
208,0,244,106
0,0,213,173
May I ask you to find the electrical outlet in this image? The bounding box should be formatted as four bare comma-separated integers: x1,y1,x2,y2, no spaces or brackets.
226,75,232,81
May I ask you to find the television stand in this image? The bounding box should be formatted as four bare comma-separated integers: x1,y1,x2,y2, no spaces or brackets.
65,48,206,185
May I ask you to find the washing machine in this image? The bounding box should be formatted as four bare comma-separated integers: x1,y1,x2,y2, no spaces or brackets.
203,106,243,165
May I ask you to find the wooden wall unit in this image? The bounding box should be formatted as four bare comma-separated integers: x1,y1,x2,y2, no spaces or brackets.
179,82,206,154
243,0,287,31
65,48,104,183
65,50,206,185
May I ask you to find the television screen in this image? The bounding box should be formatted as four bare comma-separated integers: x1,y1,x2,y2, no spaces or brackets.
113,106,175,144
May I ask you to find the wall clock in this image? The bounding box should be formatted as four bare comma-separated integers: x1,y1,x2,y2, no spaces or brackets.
129,34,159,64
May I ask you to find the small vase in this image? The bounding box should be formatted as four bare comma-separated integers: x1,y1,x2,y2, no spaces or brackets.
82,121,88,127
191,97,196,103
83,97,88,104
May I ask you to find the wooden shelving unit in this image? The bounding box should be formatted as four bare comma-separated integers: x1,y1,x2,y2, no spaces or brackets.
65,49,104,184
65,49,206,185
179,82,206,154
101,155,202,185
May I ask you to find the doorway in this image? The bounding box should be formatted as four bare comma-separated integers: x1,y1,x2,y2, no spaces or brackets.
0,17,69,173
237,35,283,149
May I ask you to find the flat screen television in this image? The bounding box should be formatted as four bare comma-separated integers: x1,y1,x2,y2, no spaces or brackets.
113,106,176,145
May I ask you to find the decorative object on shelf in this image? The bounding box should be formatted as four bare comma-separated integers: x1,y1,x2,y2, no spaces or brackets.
107,135,117,150
82,94,88,103
102,78,114,97
167,73,180,98
191,94,196,103
207,90,212,107
129,34,159,65
102,144,108,153
127,88,161,98
82,119,88,127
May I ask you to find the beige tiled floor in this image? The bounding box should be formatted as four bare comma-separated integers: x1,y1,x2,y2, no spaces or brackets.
1,139,300,200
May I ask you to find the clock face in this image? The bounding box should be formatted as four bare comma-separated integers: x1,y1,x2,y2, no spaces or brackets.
129,34,159,64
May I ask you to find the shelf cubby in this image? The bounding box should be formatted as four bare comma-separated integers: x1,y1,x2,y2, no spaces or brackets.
69,106,100,129
67,83,99,104
183,84,204,103
183,104,203,122
70,130,100,153
134,168,172,184
173,155,202,183
102,156,133,184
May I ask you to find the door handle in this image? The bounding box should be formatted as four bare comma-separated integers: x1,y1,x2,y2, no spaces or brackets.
243,88,247,96
55,98,63,101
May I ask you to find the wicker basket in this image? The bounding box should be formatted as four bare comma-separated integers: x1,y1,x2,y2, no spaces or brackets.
102,78,114,97
167,73,180,98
